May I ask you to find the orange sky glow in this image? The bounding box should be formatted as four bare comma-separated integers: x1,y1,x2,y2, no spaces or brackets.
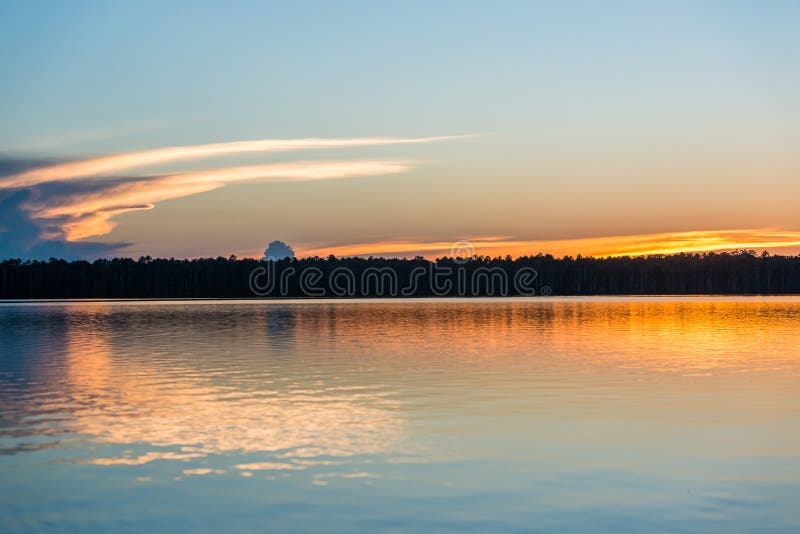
293,229,800,260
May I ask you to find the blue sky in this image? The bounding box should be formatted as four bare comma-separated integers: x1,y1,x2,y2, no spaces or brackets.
1,1,799,258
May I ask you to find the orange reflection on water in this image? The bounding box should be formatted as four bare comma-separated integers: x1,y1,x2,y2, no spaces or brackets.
24,297,800,471
261,298,800,375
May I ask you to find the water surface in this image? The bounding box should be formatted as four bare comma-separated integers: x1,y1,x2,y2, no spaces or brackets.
1,297,799,532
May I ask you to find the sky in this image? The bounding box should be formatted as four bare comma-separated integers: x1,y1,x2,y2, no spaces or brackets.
1,1,799,259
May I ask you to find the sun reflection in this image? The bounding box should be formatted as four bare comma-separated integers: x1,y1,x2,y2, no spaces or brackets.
263,299,800,375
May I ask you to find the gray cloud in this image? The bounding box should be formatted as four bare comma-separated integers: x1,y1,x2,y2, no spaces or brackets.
0,189,128,260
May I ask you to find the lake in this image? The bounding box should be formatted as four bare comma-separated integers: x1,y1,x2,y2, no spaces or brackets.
1,297,799,532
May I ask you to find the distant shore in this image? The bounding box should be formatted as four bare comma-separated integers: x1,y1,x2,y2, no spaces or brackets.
3,251,799,299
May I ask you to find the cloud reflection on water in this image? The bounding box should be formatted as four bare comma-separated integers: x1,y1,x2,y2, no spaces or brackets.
50,306,405,470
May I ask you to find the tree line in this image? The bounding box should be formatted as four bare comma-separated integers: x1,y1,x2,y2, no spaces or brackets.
1,251,799,299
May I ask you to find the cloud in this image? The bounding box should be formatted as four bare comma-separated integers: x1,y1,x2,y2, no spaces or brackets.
0,158,412,258
0,157,64,177
0,135,470,259
26,160,411,241
0,188,128,260
0,135,468,189
298,230,800,259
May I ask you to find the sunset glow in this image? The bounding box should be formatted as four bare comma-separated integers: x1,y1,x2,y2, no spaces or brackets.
0,2,798,262
298,229,800,259
3,3,800,531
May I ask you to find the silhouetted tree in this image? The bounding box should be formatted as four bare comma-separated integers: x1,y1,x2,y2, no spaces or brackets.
1,251,799,299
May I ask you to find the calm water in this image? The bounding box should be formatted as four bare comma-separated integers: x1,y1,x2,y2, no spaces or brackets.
1,297,799,532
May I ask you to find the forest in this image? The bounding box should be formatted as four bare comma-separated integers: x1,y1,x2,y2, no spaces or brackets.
1,250,799,299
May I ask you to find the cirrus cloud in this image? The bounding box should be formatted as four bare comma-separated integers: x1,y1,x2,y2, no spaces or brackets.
0,134,467,259
26,160,412,241
0,135,468,189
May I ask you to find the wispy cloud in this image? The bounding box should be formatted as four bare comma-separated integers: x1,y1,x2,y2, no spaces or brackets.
0,135,467,189
299,230,800,259
0,134,469,258
26,160,411,241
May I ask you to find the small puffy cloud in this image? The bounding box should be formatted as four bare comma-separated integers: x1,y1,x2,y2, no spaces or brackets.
261,241,295,261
